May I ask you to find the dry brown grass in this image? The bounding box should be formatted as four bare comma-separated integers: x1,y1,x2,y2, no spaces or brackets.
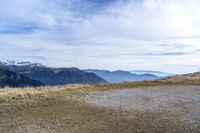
0,97,199,133
0,85,89,102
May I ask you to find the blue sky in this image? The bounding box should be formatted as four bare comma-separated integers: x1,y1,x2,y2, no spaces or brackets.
0,0,200,73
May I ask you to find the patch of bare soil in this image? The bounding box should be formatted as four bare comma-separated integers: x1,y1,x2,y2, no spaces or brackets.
80,85,200,122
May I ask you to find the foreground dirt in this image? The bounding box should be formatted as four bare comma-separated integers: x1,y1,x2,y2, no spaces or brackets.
0,99,199,133
0,85,199,133
80,85,200,123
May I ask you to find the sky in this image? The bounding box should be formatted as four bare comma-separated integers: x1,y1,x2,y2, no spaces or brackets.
0,0,200,74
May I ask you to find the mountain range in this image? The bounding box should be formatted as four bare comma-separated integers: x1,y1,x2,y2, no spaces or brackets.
0,60,172,87
85,69,160,83
0,60,107,86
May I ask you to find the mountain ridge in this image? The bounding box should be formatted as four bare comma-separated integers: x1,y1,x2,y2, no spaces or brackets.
85,69,160,83
0,61,108,85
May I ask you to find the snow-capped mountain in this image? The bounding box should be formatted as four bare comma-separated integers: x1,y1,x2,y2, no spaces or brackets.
0,60,44,67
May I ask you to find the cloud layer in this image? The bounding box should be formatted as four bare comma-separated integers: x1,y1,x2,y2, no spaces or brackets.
0,0,200,73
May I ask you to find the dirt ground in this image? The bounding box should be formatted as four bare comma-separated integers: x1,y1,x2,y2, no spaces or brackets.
79,85,200,123
0,85,199,133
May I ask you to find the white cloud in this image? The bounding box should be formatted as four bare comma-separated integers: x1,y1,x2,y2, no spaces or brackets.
0,0,200,73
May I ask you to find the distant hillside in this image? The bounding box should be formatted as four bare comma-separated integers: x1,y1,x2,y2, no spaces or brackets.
85,69,159,83
0,69,44,88
0,61,107,85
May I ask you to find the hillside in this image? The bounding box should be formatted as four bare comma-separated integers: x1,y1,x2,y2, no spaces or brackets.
158,72,200,84
0,61,107,85
0,69,44,88
86,69,159,83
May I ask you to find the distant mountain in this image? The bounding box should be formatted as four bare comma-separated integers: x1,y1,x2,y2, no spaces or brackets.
85,69,159,83
0,60,107,85
0,69,44,88
129,70,173,77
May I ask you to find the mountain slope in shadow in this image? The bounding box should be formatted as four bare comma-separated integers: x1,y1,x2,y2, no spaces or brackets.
0,69,44,88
